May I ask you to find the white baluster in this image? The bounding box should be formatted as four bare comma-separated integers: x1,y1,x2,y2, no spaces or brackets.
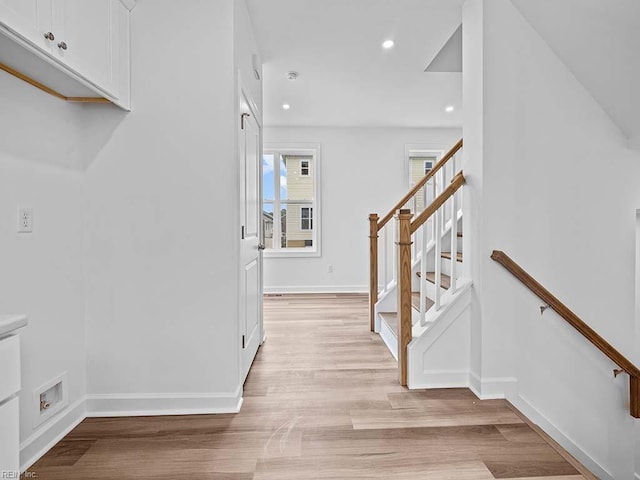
434,206,442,311
450,194,458,294
420,221,428,326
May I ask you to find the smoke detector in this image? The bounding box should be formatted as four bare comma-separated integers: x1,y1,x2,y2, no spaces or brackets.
287,71,298,81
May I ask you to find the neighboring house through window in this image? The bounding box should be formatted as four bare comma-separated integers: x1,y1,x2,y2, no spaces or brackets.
300,160,310,176
262,144,321,257
405,145,445,212
301,207,313,230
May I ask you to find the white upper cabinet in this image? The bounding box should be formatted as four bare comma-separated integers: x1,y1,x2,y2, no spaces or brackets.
51,0,114,95
0,0,132,109
0,0,50,47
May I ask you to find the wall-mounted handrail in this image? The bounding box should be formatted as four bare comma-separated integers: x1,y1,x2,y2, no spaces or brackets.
378,139,463,230
491,250,640,418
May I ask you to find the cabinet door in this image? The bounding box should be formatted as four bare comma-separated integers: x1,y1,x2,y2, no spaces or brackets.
51,0,114,95
0,397,19,475
0,0,52,49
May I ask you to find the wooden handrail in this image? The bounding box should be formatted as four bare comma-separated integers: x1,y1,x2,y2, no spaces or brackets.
378,138,463,229
491,250,640,418
410,171,465,235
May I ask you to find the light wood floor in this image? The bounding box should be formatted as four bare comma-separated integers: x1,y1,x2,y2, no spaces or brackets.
29,294,591,479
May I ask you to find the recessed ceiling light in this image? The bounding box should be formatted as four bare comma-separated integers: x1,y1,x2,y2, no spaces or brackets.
445,105,455,112
382,40,394,49
282,104,290,110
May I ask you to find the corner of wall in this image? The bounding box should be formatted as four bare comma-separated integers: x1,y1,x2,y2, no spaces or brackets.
20,396,87,473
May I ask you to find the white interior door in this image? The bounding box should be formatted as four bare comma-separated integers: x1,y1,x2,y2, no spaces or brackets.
239,96,263,382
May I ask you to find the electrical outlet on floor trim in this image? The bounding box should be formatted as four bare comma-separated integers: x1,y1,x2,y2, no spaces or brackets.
18,206,33,233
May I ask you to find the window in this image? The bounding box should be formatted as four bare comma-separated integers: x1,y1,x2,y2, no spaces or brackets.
262,144,321,257
300,160,310,176
409,155,438,186
301,207,313,230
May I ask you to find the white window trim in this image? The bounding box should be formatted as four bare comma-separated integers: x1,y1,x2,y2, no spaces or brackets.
263,143,321,258
404,144,446,187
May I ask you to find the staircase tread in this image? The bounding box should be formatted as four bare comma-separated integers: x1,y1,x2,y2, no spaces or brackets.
411,292,435,312
379,312,397,336
441,252,463,262
416,271,451,289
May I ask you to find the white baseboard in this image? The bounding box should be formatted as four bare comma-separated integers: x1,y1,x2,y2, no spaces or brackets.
510,394,613,480
20,396,86,473
86,389,243,417
469,371,517,399
20,389,243,472
408,370,469,389
264,285,367,294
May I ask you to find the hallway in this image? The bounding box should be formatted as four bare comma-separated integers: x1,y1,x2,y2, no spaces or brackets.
30,294,589,479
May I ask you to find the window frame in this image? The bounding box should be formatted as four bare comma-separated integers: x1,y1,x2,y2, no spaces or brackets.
263,143,321,258
300,159,310,176
300,206,313,231
404,144,445,187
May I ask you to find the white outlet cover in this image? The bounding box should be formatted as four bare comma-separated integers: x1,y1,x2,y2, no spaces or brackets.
18,207,33,233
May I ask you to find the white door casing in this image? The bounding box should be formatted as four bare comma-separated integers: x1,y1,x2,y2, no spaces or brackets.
239,87,263,383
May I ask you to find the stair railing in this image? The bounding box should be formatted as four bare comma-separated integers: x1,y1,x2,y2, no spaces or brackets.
396,171,465,385
369,139,463,331
491,250,640,418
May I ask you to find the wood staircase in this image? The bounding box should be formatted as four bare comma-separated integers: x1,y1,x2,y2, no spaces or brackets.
369,139,472,388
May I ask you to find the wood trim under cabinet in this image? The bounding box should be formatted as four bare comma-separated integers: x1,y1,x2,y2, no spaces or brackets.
0,62,110,104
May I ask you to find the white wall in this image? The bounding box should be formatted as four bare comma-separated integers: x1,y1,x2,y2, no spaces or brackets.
83,0,256,413
0,72,89,466
263,126,461,292
464,0,640,477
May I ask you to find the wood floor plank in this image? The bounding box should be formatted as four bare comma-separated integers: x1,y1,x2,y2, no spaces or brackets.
28,293,593,480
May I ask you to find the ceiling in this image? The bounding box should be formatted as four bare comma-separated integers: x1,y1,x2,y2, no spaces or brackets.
512,0,640,148
246,0,463,128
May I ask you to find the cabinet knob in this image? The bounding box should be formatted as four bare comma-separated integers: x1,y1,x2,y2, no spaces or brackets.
57,41,68,51
44,32,55,41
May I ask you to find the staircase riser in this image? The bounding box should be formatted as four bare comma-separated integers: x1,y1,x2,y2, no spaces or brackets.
441,257,462,277
422,281,447,299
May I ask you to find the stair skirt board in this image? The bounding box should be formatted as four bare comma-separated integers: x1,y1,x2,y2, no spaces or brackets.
379,314,398,360
407,280,472,389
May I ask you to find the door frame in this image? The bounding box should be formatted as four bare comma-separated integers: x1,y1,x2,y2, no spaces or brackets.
237,72,264,387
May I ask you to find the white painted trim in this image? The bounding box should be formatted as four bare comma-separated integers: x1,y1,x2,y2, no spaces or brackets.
509,394,613,480
379,316,398,361
264,285,367,294
408,370,469,389
119,0,137,11
468,371,518,400
85,389,243,417
263,143,322,257
20,396,86,473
